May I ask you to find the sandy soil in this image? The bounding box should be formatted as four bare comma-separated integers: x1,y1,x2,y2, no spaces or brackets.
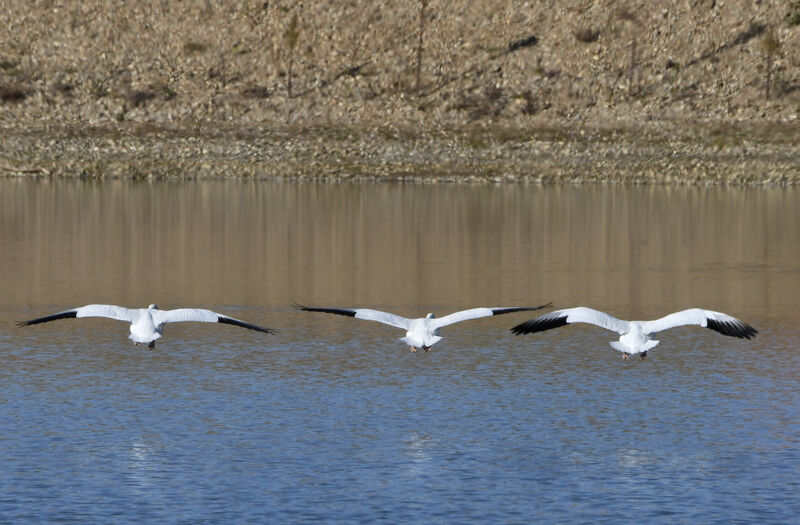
2,1,799,183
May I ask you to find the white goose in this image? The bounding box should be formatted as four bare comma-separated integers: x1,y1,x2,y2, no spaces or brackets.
18,304,275,349
298,302,551,352
511,307,757,360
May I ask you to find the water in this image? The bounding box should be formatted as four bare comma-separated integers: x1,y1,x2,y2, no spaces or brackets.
1,180,798,523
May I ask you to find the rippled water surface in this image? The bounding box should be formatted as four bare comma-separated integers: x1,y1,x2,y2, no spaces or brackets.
1,180,798,523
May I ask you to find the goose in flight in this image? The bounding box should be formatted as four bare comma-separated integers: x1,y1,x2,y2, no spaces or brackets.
510,307,757,360
297,302,551,352
17,304,276,349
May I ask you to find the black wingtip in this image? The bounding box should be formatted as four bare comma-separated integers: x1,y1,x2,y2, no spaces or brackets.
510,314,568,335
707,318,758,340
296,305,358,317
490,302,554,317
217,316,277,335
16,310,78,327
510,321,532,335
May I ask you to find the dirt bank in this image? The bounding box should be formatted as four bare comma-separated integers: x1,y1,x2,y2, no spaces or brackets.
2,1,799,183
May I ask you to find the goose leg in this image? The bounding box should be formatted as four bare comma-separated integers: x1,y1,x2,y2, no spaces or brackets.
622,353,629,360
423,345,431,352
640,351,647,360
410,346,418,353
148,341,155,350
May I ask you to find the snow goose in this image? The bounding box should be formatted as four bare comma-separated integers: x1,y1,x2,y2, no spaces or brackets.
511,307,757,359
18,304,276,349
297,302,551,352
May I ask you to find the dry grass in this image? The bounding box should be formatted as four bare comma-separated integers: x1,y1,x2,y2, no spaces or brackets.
0,1,798,126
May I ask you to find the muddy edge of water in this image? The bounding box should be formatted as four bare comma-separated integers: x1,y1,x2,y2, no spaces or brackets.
1,122,798,185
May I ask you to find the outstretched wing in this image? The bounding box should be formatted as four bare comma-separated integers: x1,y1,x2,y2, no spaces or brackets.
152,308,276,334
296,303,412,330
431,303,552,329
17,304,138,327
511,307,629,335
642,308,757,339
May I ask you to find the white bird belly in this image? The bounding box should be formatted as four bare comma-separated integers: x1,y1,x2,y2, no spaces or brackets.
403,320,442,348
128,315,161,344
612,329,658,354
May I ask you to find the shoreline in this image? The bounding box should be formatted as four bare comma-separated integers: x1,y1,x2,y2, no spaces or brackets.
1,121,798,185
2,2,799,185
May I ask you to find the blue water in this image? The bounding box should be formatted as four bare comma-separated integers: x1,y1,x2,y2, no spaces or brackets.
2,322,798,523
2,181,798,523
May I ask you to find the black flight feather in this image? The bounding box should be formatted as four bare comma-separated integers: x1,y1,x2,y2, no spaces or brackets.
490,303,552,316
706,317,758,340
511,312,568,335
217,316,276,335
294,303,357,318
17,310,78,327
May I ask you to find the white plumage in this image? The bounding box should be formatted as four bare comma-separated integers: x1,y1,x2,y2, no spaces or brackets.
511,307,757,359
298,302,550,351
18,304,275,348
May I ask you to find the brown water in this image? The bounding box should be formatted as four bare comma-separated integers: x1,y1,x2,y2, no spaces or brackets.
2,180,796,318
1,179,798,523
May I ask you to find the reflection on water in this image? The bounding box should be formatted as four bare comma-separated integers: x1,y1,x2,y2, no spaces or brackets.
1,179,799,523
1,180,797,321
617,448,652,468
126,436,163,494
404,431,435,477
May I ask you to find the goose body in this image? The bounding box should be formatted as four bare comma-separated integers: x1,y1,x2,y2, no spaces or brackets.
298,303,551,351
511,307,757,359
18,304,275,348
